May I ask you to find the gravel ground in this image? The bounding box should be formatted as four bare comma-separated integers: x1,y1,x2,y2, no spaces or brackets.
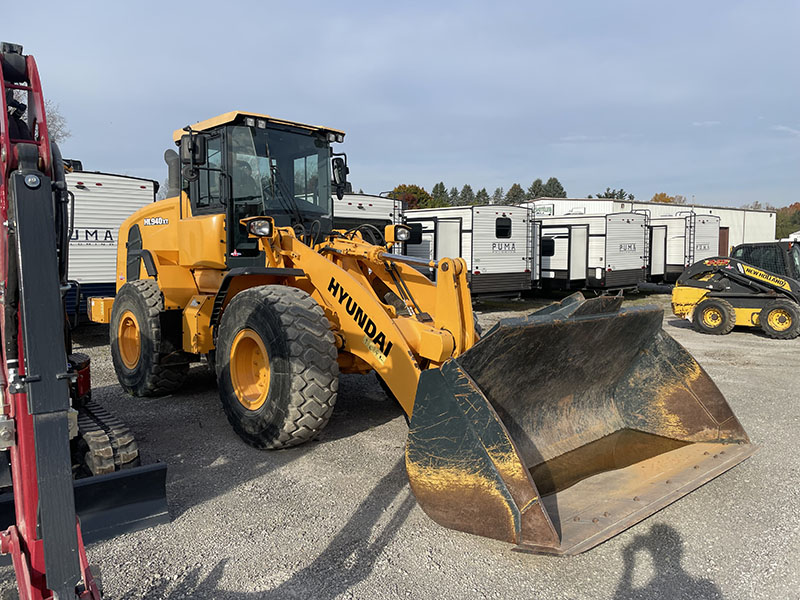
1,293,798,599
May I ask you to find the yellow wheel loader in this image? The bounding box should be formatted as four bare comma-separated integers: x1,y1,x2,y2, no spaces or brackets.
90,111,755,555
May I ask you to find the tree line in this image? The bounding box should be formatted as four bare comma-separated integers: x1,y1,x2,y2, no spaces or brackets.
388,177,568,210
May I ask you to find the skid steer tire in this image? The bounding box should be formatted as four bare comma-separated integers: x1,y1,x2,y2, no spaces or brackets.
216,285,339,449
759,299,800,339
692,298,735,335
110,280,189,397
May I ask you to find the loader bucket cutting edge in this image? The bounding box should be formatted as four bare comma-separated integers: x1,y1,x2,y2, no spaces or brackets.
405,294,756,555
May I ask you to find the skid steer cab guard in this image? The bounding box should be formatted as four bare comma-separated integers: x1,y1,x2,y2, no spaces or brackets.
407,294,755,555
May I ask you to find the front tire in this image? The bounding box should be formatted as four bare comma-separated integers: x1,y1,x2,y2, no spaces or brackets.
110,280,189,396
692,298,735,335
759,299,800,339
216,285,339,449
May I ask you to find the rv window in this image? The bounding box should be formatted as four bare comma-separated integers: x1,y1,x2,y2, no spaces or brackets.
541,238,555,257
496,217,512,238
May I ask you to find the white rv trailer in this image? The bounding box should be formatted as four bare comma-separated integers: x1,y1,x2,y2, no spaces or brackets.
332,193,403,244
65,171,157,320
647,212,720,281
537,212,648,290
525,197,775,252
405,205,532,294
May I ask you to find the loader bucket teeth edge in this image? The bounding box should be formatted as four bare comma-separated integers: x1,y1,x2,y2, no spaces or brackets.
406,296,755,555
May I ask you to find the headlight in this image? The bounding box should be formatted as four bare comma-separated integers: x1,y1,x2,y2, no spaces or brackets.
326,132,337,142
247,219,273,237
395,226,411,241
336,133,345,143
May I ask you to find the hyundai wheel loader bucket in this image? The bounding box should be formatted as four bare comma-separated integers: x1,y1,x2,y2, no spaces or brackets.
406,293,755,555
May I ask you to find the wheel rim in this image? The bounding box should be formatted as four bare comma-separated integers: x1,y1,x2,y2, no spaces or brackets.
702,307,723,328
230,329,271,410
767,308,792,332
118,310,141,369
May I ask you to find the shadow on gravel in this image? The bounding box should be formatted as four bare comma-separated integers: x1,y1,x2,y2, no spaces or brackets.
124,457,413,600
613,523,724,600
90,368,404,520
71,323,110,349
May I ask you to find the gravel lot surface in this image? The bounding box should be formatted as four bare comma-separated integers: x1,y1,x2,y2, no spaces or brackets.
1,293,798,599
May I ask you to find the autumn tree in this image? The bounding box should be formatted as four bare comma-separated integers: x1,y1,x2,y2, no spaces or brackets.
775,203,800,238
475,187,490,205
651,193,687,204
505,183,526,205
389,184,432,210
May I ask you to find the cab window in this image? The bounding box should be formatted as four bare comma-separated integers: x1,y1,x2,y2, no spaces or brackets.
193,134,224,214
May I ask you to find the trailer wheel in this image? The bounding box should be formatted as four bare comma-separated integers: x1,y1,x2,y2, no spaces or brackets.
110,280,189,396
692,298,735,335
216,285,339,449
759,299,800,339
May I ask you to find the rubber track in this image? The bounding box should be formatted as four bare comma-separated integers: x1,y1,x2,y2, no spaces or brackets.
77,399,140,476
129,279,188,396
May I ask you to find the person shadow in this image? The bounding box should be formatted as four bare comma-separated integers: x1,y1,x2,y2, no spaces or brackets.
613,523,724,600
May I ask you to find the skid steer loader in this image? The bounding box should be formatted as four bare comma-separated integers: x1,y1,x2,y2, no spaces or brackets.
672,251,800,339
90,111,755,555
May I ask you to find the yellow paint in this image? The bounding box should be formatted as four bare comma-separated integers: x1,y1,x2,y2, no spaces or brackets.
671,285,708,318
117,310,141,369
88,297,114,324
733,307,760,328
230,329,271,410
405,457,517,542
765,307,792,331
182,295,215,354
172,111,345,143
741,265,791,290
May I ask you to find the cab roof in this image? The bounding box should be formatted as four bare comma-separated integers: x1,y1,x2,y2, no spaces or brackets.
172,111,345,143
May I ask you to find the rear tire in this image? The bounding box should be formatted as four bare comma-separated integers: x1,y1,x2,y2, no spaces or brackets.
110,280,189,396
216,285,339,449
759,299,800,339
692,298,735,335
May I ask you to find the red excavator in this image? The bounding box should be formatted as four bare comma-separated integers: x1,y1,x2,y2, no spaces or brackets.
0,42,168,599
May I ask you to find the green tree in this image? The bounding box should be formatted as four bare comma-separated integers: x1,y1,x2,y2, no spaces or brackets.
475,187,490,205
505,183,526,205
458,184,475,206
389,184,432,210
448,186,459,206
431,182,449,206
594,187,635,200
527,178,545,200
543,177,567,198
491,187,505,205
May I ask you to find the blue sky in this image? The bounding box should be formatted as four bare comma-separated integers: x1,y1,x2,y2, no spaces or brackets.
7,1,799,206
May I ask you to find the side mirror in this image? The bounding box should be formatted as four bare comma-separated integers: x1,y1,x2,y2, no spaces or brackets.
332,156,349,200
180,134,207,166
407,222,423,245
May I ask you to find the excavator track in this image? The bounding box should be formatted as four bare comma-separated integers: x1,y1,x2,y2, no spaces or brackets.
76,399,141,476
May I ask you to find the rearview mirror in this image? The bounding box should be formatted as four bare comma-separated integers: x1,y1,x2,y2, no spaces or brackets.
332,156,349,200
180,134,207,166
407,222,423,245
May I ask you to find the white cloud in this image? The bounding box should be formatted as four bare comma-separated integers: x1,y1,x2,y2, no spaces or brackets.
771,125,800,137
692,120,721,127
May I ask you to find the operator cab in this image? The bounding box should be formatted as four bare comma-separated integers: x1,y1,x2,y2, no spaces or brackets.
173,111,347,268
